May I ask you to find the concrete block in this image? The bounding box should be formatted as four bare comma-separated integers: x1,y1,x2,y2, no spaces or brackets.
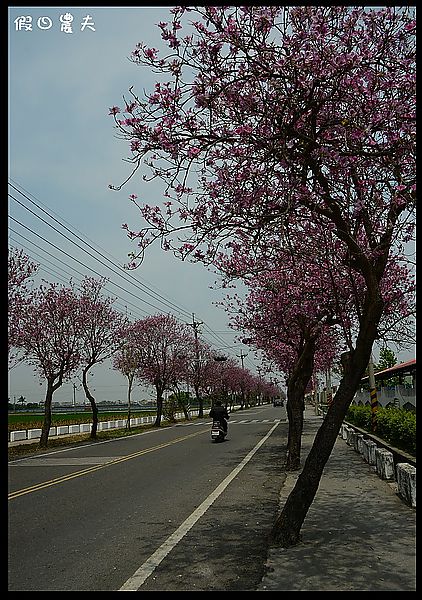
362,439,377,464
367,440,377,465
68,424,80,434
98,421,109,430
49,427,57,436
27,428,42,439
57,426,69,435
116,419,125,428
342,425,349,440
354,433,364,454
80,423,91,432
10,430,27,442
346,427,354,445
375,447,395,480
396,463,416,508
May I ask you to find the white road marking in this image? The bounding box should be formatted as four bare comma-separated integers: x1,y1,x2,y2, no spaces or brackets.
118,421,280,592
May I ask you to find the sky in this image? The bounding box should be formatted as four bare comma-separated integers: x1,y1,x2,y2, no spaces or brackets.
8,6,415,407
8,5,269,406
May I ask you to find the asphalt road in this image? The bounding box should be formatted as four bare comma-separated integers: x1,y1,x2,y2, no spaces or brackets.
8,404,287,591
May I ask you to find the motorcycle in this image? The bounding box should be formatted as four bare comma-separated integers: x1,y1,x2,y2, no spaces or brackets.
211,420,227,442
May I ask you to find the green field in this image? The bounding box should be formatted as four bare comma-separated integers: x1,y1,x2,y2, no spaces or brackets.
8,410,153,432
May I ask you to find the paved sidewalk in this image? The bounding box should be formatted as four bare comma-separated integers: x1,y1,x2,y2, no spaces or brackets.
257,412,416,591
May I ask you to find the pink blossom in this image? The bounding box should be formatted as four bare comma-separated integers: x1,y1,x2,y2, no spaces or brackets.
188,147,201,157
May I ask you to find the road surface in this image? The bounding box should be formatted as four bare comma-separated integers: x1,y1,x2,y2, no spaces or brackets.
8,404,287,591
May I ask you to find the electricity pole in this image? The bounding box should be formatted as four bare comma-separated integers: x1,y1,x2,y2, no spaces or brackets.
237,350,248,369
189,314,204,416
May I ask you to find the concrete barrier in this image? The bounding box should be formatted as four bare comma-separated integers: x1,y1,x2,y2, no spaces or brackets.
27,428,42,439
10,430,27,442
68,425,81,434
375,447,395,480
57,426,69,436
396,463,416,508
346,428,355,446
80,423,91,433
354,433,364,454
341,424,350,440
341,422,416,508
362,439,377,465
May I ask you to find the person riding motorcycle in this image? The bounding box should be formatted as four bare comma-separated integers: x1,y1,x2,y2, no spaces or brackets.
209,400,230,433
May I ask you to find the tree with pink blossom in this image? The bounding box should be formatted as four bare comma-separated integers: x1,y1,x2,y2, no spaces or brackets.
225,221,414,470
116,314,195,427
110,6,415,546
112,323,143,430
225,246,342,469
77,277,129,438
8,247,39,369
15,281,83,448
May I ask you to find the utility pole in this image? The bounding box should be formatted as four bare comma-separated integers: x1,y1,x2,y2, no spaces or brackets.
257,366,263,406
189,314,203,416
237,350,248,369
189,314,203,366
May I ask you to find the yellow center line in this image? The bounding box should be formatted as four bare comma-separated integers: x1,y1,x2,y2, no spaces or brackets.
9,427,209,500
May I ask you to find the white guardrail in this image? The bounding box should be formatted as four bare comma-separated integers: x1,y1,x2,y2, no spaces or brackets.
9,410,203,443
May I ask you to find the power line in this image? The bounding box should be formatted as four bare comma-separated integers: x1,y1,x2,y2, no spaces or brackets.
9,179,193,315
8,179,256,371
9,216,187,318
8,233,151,320
9,186,193,319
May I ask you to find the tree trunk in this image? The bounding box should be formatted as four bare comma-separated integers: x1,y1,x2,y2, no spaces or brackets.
285,337,316,471
285,395,304,471
126,374,134,430
82,366,99,438
39,378,55,448
154,385,164,426
181,401,190,420
271,300,383,547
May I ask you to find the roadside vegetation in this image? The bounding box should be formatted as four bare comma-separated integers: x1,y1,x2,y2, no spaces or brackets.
346,405,416,456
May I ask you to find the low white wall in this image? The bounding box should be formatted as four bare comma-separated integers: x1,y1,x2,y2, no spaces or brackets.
8,409,203,443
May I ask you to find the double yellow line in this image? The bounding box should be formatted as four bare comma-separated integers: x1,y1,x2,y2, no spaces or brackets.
9,427,208,500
